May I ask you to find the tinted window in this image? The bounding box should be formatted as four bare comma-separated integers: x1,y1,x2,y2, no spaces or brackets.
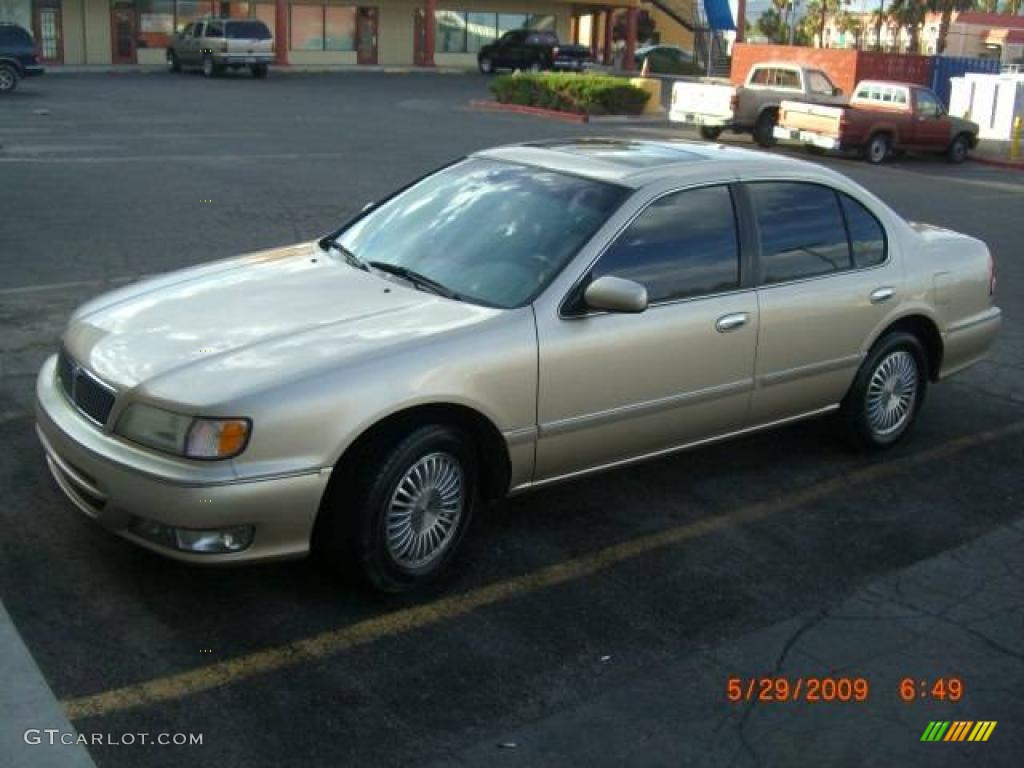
590,185,740,303
0,25,32,45
336,159,626,309
840,193,886,268
916,89,941,117
206,23,223,38
749,182,851,284
227,21,272,40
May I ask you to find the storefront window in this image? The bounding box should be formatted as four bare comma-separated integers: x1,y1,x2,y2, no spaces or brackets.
253,1,276,40
175,0,215,32
435,10,555,54
137,0,175,49
0,0,32,31
466,12,495,53
435,9,465,53
324,4,356,51
291,1,324,50
221,2,251,18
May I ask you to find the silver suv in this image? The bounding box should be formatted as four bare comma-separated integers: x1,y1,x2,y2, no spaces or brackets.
167,17,273,78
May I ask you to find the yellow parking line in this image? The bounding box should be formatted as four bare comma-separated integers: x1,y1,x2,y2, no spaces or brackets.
61,420,1024,721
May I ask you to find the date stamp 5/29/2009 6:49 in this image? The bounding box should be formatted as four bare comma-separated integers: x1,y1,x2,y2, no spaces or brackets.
725,676,965,704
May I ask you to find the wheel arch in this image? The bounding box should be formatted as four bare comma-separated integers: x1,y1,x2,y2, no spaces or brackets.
0,57,24,77
866,313,944,381
323,402,512,508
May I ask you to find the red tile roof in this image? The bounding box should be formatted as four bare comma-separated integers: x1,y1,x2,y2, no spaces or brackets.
956,11,1024,30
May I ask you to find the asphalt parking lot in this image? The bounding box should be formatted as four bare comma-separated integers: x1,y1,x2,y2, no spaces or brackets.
1,72,1023,767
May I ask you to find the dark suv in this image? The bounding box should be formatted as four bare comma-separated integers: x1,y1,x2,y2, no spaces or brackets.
0,23,44,93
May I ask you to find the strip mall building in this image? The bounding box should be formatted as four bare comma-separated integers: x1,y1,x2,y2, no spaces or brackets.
0,0,695,69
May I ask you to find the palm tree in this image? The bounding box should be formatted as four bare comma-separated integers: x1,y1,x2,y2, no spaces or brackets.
887,0,927,54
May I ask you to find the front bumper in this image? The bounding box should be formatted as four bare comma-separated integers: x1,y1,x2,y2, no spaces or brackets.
23,64,45,77
773,125,840,150
35,355,330,564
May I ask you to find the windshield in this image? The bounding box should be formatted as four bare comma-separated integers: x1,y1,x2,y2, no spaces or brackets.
334,159,627,308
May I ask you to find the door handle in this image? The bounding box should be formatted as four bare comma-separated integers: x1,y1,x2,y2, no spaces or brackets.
715,312,749,333
870,287,895,304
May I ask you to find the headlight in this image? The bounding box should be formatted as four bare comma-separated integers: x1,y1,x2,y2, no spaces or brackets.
116,404,250,459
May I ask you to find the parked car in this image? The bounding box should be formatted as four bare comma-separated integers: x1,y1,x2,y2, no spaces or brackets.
37,140,1001,591
0,22,44,93
477,29,593,73
166,16,273,78
774,80,979,164
670,61,842,146
634,44,695,74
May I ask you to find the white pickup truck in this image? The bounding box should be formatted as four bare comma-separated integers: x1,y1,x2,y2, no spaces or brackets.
669,62,843,147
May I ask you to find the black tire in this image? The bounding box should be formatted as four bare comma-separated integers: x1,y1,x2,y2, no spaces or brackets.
251,64,268,79
201,55,218,78
478,56,493,74
753,111,777,148
166,51,181,73
318,424,478,593
947,133,970,164
0,63,18,93
528,60,543,73
864,133,890,164
699,126,723,141
839,331,928,451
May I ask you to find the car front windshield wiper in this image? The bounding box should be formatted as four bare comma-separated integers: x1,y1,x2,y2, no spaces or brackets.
367,261,463,301
319,236,368,272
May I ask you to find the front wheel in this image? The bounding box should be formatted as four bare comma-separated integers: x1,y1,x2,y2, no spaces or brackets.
947,133,970,164
319,424,478,592
201,55,217,78
0,63,18,93
839,332,927,451
699,126,723,141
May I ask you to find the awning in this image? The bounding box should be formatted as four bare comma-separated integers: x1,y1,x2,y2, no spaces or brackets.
704,0,736,32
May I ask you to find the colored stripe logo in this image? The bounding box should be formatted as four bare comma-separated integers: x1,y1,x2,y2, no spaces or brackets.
921,721,997,742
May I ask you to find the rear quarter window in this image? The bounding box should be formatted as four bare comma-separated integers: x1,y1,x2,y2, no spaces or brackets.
840,193,887,268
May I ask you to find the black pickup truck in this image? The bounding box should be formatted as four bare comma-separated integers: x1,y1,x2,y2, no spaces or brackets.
477,30,593,74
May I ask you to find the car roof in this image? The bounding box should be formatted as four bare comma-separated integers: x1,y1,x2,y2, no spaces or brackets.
473,138,830,189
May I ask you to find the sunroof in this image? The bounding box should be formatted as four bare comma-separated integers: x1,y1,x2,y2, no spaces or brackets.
544,140,705,168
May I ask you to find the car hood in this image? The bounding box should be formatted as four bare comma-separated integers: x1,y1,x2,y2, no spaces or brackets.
64,242,502,404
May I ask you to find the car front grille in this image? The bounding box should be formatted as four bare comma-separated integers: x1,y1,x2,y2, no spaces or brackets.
56,349,117,426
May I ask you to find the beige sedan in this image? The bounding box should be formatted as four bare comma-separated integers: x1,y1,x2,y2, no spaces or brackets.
36,140,1001,591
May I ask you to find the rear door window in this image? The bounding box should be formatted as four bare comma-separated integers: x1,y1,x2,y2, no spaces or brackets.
748,182,852,284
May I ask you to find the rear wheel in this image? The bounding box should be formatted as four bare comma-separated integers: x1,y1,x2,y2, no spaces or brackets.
864,133,890,164
753,111,777,148
0,63,18,93
699,126,723,141
839,331,927,451
947,133,970,164
251,64,268,79
317,424,478,593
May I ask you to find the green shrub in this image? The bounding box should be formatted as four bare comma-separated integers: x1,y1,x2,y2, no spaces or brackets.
490,73,650,116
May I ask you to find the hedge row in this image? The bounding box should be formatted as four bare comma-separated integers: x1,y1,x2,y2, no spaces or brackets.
490,73,650,116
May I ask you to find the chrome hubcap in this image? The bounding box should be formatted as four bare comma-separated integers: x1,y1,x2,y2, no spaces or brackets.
870,140,886,162
0,70,13,90
385,452,463,569
866,350,918,437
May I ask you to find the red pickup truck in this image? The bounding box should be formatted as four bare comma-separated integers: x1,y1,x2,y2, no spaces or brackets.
773,81,979,164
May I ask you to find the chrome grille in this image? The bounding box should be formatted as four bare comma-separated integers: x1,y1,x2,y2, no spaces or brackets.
56,349,117,426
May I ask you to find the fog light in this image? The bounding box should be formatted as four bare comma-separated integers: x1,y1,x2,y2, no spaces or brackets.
129,517,253,554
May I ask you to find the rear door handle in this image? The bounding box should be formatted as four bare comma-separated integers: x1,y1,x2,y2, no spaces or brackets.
715,312,749,333
870,287,895,304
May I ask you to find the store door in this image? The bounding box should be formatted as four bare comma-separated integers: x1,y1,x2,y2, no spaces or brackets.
33,2,63,64
356,7,378,65
110,2,136,65
412,9,425,66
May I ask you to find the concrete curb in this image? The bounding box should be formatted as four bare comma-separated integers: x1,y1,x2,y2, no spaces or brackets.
971,155,1024,170
0,601,96,767
468,99,589,123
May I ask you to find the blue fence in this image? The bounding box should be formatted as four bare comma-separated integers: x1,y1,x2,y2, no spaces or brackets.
931,56,1000,107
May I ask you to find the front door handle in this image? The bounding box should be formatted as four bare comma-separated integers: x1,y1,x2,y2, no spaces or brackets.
715,312,749,333
870,287,895,304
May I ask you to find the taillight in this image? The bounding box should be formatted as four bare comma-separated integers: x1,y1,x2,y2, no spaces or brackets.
989,252,997,296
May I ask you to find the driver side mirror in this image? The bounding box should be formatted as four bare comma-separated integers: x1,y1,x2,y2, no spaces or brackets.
583,276,648,314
